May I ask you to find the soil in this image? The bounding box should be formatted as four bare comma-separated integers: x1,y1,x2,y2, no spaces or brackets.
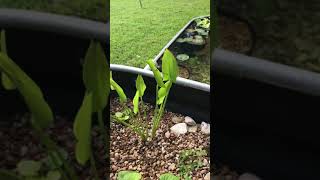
110,98,210,179
217,15,252,54
0,113,107,179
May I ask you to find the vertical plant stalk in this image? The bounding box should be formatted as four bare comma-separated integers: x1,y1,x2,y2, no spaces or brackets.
97,110,108,159
90,151,99,180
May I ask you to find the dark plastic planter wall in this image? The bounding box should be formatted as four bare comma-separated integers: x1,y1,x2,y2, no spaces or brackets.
0,9,109,119
212,48,320,180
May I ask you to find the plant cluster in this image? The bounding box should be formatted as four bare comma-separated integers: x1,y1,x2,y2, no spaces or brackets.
111,49,179,141
178,148,207,180
0,30,109,180
116,171,179,180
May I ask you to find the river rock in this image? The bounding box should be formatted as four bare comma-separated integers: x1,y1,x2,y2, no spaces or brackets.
170,123,187,135
188,125,197,133
165,131,171,138
185,116,196,126
204,172,210,180
172,116,183,123
238,173,261,180
201,122,210,135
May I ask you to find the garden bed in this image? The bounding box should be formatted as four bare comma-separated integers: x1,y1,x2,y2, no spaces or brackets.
146,16,210,84
0,113,107,179
110,98,210,179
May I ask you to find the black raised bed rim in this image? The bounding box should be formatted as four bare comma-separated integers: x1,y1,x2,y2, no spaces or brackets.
0,8,109,119
212,48,320,180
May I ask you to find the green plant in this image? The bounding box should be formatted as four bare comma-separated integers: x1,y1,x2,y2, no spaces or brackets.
195,18,210,29
159,173,180,180
178,148,207,180
73,40,109,179
0,30,109,180
116,171,141,180
111,49,178,141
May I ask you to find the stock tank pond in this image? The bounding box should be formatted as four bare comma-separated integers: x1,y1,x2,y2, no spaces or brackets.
145,16,210,84
110,64,211,179
212,48,320,180
0,9,109,179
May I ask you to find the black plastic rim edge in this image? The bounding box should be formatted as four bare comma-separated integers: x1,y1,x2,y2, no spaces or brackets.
212,48,320,96
0,8,108,42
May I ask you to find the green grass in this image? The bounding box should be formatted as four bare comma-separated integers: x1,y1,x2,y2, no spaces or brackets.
110,0,210,68
0,0,107,22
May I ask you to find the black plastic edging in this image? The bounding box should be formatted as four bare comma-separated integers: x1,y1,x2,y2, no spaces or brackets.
212,48,320,96
0,8,108,42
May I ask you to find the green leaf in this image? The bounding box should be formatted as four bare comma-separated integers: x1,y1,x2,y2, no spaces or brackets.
0,169,22,180
115,112,123,118
73,92,93,165
161,49,178,83
135,75,146,97
157,81,172,105
146,59,164,87
159,173,180,180
83,40,109,112
0,30,15,90
117,171,141,180
110,78,127,103
46,170,61,180
17,160,41,176
0,53,53,129
133,91,139,114
44,148,68,169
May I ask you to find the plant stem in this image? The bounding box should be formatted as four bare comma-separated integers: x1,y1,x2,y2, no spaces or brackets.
138,0,143,8
90,151,100,180
97,110,107,158
48,151,69,180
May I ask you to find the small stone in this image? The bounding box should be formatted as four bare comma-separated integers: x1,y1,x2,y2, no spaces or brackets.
170,123,188,135
172,116,183,123
238,173,261,180
168,163,176,171
185,116,196,126
188,125,197,132
204,172,210,180
201,122,210,135
165,131,171,138
114,152,119,159
203,159,208,166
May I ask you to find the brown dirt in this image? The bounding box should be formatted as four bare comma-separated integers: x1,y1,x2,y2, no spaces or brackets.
110,98,210,179
0,113,107,179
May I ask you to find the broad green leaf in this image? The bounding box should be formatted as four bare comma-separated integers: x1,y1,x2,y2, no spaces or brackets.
0,53,53,128
157,81,172,105
0,169,22,180
83,41,109,112
133,91,139,114
117,171,141,180
0,30,15,90
161,49,171,81
162,49,178,83
46,170,61,180
159,173,180,180
135,75,146,97
146,59,164,87
17,160,41,176
73,93,93,165
110,79,127,103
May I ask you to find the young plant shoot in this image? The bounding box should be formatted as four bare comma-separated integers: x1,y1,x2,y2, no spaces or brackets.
111,49,178,141
0,30,78,180
73,40,109,180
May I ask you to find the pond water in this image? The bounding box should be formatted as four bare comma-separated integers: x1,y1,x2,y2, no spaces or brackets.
158,16,210,84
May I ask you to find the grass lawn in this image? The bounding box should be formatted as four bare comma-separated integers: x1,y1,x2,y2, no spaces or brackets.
0,0,107,22
110,0,210,68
